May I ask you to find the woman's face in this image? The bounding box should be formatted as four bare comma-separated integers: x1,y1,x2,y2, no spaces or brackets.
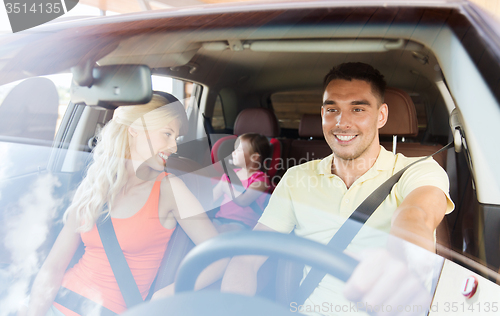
129,118,181,171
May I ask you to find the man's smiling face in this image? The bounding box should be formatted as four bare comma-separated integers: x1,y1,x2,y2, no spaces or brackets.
321,79,388,163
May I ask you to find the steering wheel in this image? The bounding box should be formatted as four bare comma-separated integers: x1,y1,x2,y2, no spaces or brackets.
122,231,359,316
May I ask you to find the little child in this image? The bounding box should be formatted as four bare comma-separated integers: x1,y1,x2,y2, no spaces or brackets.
213,133,272,232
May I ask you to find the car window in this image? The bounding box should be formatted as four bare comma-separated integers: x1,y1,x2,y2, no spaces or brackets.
212,94,226,131
151,75,198,144
271,89,429,137
271,90,322,130
151,75,195,116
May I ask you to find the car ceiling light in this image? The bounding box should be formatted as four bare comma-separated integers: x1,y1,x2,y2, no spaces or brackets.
201,39,409,53
249,39,405,53
228,39,244,52
412,51,429,64
202,42,228,51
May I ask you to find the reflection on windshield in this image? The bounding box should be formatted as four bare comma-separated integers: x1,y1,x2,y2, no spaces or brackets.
0,173,62,314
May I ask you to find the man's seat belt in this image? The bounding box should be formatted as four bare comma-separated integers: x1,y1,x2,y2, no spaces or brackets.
293,142,453,305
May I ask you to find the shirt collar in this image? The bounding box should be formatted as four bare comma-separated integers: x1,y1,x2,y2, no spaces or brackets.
373,145,396,171
316,145,395,176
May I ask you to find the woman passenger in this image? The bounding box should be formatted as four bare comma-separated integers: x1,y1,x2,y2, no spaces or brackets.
26,94,224,316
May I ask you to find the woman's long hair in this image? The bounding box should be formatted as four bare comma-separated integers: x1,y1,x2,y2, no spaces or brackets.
64,94,188,232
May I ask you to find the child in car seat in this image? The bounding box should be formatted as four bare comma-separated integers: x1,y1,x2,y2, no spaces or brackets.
212,133,272,232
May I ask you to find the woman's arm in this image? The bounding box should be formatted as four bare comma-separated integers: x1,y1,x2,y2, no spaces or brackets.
220,223,276,296
153,176,228,299
27,210,81,316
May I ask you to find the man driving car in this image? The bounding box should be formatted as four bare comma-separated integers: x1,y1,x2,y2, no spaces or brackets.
221,62,454,315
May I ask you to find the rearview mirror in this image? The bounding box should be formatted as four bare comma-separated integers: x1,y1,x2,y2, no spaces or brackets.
70,64,152,109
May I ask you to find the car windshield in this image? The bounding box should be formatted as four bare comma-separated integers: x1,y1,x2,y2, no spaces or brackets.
1,1,500,316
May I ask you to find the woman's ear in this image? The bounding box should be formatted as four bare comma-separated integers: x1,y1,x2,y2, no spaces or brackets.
128,126,138,137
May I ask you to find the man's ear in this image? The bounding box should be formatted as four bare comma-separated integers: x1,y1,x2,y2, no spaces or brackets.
377,103,388,129
128,126,138,137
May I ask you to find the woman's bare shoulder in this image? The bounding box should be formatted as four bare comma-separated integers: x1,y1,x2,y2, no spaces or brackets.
160,173,186,192
159,174,190,208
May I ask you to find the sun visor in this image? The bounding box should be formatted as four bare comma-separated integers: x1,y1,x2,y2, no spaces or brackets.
97,50,199,68
70,64,152,109
96,35,202,68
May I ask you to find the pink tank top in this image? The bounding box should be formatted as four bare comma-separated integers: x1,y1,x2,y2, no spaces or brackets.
55,172,175,315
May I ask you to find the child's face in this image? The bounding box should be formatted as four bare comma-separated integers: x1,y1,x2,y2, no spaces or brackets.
232,139,252,168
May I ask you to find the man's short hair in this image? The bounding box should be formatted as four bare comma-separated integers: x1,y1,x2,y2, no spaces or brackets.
323,62,387,103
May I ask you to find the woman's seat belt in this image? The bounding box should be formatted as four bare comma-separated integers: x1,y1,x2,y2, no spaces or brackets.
54,210,144,315
97,214,144,307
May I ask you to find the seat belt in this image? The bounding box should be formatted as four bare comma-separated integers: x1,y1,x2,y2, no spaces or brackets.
224,160,267,216
97,210,144,308
54,208,144,314
54,287,117,316
293,142,453,305
209,134,266,215
200,113,240,201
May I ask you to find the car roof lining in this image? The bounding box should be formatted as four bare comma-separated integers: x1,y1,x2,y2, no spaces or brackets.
0,6,460,85
2,3,500,203
94,23,444,92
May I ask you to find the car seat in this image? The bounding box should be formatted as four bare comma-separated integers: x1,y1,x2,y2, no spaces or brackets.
284,114,331,167
210,108,282,183
0,77,59,142
380,87,447,169
146,93,214,294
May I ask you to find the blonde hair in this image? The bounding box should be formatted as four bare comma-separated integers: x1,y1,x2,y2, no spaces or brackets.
64,94,188,232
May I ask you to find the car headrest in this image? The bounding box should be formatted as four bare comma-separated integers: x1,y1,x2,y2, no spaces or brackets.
153,90,182,106
0,77,59,141
299,114,323,138
233,108,280,137
379,87,418,137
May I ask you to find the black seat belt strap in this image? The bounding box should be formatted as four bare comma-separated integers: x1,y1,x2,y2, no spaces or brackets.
97,210,144,308
293,142,453,305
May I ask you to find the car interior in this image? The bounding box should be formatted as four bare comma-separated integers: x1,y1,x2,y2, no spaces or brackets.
1,3,500,314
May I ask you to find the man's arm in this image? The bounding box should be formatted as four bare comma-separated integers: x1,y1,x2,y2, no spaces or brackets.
220,223,277,296
343,185,448,313
390,185,448,252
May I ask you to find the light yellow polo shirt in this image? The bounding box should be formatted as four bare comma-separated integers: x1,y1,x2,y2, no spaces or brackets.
258,146,454,315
